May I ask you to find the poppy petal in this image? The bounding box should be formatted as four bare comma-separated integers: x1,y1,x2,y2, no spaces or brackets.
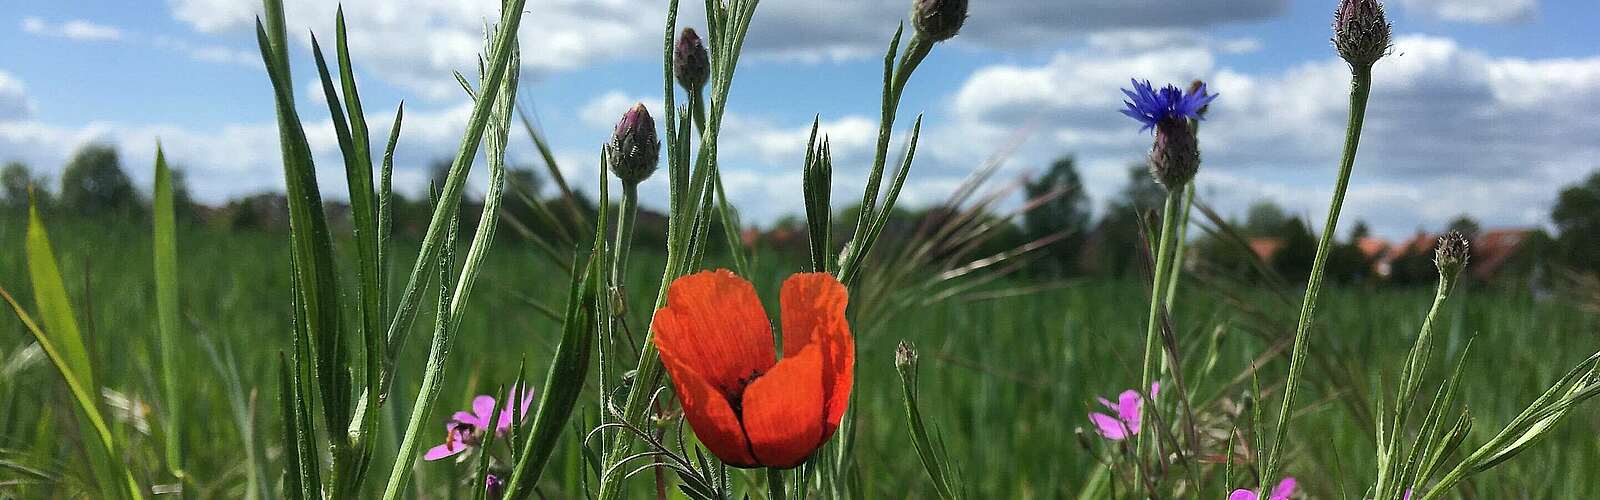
653,270,777,396
741,346,826,468
778,273,853,438
1228,490,1260,500
658,343,757,467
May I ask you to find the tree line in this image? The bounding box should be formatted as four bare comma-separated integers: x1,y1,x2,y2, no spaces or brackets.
5,145,1598,285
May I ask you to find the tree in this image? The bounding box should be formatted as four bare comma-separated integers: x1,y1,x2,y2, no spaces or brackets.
2,161,52,210
1273,216,1318,281
1088,164,1167,276
60,143,142,217
1022,156,1091,275
1552,170,1600,273
1447,214,1481,240
1348,220,1372,242
1245,200,1290,237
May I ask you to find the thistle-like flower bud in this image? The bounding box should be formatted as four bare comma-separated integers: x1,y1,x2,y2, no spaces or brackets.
674,28,709,94
1149,118,1200,190
1333,0,1391,67
911,0,968,42
894,340,919,377
485,474,506,500
607,103,660,185
1434,230,1470,281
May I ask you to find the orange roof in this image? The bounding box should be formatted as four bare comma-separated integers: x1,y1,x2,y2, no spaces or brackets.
1356,237,1390,259
1249,237,1285,262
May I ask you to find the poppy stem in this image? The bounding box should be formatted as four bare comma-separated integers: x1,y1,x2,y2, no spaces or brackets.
766,468,786,500
1264,63,1374,482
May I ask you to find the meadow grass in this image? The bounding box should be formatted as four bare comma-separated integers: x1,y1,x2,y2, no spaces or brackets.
3,215,1597,498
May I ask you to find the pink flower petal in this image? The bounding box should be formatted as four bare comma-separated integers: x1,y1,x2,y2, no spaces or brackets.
423,442,465,461
472,395,497,423
1089,412,1129,440
1117,390,1143,431
1271,477,1297,500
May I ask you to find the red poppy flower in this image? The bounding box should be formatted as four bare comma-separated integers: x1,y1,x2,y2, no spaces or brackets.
652,270,854,469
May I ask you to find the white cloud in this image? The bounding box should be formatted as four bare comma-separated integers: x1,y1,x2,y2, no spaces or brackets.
0,71,34,121
161,0,1289,98
1399,0,1537,24
20,17,125,41
947,34,1600,238
0,98,520,204
151,35,260,68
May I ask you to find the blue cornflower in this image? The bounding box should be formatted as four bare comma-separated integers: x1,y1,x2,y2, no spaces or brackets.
1119,79,1218,132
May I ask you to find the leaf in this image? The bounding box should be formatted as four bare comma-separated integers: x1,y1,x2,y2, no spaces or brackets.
4,198,142,499
152,143,186,476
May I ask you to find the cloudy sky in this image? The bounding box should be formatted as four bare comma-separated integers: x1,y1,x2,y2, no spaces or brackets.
2,0,1597,238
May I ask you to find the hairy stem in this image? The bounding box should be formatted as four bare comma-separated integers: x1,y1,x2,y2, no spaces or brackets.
1265,64,1373,480
1136,189,1180,479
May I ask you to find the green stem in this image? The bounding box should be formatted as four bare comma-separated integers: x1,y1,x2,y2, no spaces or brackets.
1264,64,1373,481
613,183,641,290
1376,276,1452,499
767,468,787,500
838,33,932,284
1136,189,1181,472
1164,173,1195,312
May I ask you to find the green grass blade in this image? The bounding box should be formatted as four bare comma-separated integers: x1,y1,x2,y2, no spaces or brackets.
151,144,185,480
254,5,350,445
506,249,600,499
24,200,94,391
5,202,141,499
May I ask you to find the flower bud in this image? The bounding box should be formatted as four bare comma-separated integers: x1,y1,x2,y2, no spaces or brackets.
1434,230,1470,281
894,340,919,377
1149,118,1200,190
485,474,506,500
911,0,968,42
1333,0,1391,67
674,27,709,93
607,103,660,185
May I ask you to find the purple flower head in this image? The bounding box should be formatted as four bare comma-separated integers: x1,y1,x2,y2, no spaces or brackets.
423,385,537,461
485,473,507,500
1087,382,1159,441
1227,477,1297,500
1120,79,1218,133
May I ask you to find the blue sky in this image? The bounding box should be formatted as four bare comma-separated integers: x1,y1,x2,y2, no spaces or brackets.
2,0,1598,239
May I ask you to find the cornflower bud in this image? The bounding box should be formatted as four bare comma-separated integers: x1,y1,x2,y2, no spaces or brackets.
674,28,709,93
1333,0,1391,67
607,103,660,185
911,0,968,42
1434,230,1470,282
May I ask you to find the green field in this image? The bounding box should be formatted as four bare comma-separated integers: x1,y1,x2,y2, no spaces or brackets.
3,215,1597,498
